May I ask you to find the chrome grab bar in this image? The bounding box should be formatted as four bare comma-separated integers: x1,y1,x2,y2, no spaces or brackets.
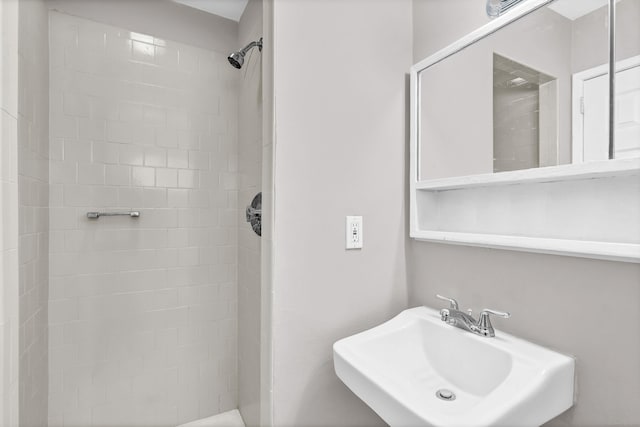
87,211,140,219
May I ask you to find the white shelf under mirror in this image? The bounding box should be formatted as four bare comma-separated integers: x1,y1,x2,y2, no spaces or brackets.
415,158,640,191
411,159,640,263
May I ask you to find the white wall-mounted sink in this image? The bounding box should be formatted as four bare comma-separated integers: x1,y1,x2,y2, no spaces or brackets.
333,307,574,427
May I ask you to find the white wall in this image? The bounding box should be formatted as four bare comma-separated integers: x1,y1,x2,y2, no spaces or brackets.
48,11,239,426
17,0,50,425
411,1,640,425
237,1,263,426
572,0,640,71
270,0,412,425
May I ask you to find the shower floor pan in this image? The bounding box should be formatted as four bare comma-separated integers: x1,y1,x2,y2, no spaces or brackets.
177,409,245,427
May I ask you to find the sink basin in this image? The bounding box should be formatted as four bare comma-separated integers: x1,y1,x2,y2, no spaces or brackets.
333,307,574,427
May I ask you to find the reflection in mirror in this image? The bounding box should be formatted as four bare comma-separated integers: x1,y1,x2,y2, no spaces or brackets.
486,0,528,17
613,0,640,160
486,0,502,17
416,0,634,181
493,54,557,172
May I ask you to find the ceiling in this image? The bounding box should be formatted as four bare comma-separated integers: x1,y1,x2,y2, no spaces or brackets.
172,0,249,22
174,0,611,24
547,0,610,20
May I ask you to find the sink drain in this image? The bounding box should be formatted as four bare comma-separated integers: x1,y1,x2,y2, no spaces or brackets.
435,389,456,401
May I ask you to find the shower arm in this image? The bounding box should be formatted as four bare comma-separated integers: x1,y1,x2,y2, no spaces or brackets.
240,38,263,55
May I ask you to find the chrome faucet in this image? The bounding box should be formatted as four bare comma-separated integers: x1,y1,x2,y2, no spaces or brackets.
436,294,510,338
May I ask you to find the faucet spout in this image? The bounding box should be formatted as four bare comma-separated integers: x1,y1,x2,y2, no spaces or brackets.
434,294,510,338
443,309,477,332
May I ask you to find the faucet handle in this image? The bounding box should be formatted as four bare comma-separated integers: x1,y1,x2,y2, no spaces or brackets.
435,294,459,310
477,308,511,337
481,308,510,318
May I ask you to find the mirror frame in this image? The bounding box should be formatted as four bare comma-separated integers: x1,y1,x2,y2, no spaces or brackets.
409,0,640,262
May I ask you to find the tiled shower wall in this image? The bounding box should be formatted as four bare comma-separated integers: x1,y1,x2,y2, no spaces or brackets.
48,12,238,426
493,86,539,172
1,0,21,424
18,0,50,425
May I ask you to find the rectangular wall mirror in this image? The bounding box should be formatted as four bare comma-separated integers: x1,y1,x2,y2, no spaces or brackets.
417,0,640,181
410,0,640,262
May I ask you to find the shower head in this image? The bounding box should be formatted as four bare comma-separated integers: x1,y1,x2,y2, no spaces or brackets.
228,51,244,69
228,37,263,69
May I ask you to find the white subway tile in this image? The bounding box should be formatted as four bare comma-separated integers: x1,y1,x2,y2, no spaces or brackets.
49,207,78,231
105,164,130,186
77,25,106,52
117,187,143,207
106,121,132,143
50,182,65,205
167,110,190,131
64,140,92,163
77,383,106,408
177,169,197,189
156,168,177,188
78,118,107,141
51,113,78,139
50,160,77,185
177,131,198,150
198,247,217,266
155,46,179,68
89,97,119,121
188,190,209,208
131,40,155,63
78,163,105,185
168,189,189,208
142,188,167,208
144,147,167,167
131,166,155,187
64,230,92,252
119,102,144,123
143,106,167,125
119,144,144,166
219,209,237,228
49,230,66,253
154,289,179,311
94,186,119,207
218,246,235,265
92,141,119,164
188,151,209,170
157,129,179,149
178,247,199,267
105,33,132,60
219,172,238,190
63,92,90,117
177,49,197,73
167,229,189,248
130,124,156,146
49,138,64,162
49,298,79,324
167,149,188,169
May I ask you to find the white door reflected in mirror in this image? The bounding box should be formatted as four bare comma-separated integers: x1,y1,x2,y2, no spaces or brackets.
574,57,640,162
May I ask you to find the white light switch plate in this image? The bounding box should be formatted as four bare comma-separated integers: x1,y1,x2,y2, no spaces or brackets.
346,216,363,249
